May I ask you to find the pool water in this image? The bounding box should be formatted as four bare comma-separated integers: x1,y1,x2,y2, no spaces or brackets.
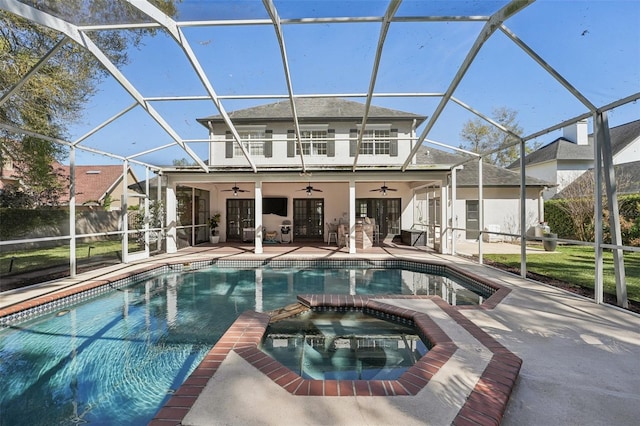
261,311,428,380
0,266,489,425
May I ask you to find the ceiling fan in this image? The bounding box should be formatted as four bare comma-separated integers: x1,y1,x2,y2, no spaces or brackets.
370,182,397,196
298,182,322,196
222,183,249,197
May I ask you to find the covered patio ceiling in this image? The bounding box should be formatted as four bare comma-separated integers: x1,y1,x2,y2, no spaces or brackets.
0,0,639,174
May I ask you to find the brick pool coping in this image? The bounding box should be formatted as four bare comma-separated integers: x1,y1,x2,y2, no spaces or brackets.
151,294,522,426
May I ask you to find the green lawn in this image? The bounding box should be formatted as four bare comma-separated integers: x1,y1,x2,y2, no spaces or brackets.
0,239,141,276
485,245,640,303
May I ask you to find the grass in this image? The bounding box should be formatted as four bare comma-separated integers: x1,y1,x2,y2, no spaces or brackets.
484,245,640,303
0,239,142,276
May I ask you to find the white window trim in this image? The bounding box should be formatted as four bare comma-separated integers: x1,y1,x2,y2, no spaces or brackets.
236,125,267,131
299,124,329,131
356,123,391,131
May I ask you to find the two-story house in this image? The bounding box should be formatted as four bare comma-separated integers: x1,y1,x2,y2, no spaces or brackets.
163,97,550,253
508,119,640,199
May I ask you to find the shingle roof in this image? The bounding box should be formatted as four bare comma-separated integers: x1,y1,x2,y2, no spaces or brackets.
416,146,553,187
555,160,640,198
508,119,640,169
57,165,131,205
197,97,427,126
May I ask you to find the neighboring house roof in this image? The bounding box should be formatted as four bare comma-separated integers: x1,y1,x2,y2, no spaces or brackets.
57,165,141,206
197,97,427,126
554,160,640,198
508,119,640,169
417,146,554,188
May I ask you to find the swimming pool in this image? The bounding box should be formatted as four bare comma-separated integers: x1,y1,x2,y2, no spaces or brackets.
0,262,494,425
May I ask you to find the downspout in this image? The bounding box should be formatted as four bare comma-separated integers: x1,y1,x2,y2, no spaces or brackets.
411,119,417,164
207,121,214,166
538,187,547,223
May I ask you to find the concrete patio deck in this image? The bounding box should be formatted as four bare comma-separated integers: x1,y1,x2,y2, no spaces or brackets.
1,242,639,425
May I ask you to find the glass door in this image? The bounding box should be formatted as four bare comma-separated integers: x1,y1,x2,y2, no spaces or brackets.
293,198,324,240
226,199,255,241
355,198,401,238
466,200,480,240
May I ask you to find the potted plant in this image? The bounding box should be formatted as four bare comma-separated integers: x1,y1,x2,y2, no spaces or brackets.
543,232,557,252
209,213,221,243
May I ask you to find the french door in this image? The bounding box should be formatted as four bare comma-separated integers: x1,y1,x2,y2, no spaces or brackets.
226,199,255,241
293,198,324,240
355,198,401,238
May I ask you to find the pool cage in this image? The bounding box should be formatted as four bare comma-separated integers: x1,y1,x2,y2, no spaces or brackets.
0,0,639,310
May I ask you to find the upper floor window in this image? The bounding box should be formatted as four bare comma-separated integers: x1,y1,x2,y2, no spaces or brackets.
225,127,272,158
360,129,390,155
234,131,265,156
350,127,397,157
296,130,327,156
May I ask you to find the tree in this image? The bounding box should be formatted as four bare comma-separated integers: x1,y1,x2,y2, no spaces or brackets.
554,168,637,244
459,107,528,167
172,158,196,166
0,1,179,205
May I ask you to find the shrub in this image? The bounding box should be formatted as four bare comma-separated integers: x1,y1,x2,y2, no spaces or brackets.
0,208,67,239
545,200,577,239
546,194,640,246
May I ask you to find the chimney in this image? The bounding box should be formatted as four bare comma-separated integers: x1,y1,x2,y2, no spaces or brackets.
563,119,589,145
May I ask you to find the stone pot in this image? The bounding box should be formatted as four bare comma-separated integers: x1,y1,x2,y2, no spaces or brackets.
543,232,557,252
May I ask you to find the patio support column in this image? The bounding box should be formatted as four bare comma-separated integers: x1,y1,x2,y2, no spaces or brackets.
425,189,430,246
69,147,76,277
157,171,162,253
165,183,177,254
440,184,448,254
477,157,484,264
255,181,263,254
519,138,527,279
451,168,458,256
593,116,604,304
122,160,129,263
144,167,150,254
349,179,356,254
596,112,628,308
190,187,195,246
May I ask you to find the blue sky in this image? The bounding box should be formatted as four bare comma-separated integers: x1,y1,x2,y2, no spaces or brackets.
65,0,640,170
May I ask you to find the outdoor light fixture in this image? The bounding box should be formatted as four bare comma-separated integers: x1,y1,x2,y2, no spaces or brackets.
300,183,322,196
223,183,248,197
371,182,396,196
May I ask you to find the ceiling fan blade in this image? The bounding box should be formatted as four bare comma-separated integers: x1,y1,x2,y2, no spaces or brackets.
386,188,397,191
